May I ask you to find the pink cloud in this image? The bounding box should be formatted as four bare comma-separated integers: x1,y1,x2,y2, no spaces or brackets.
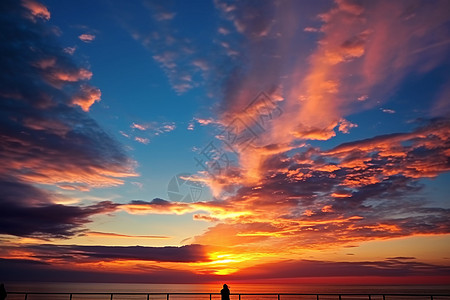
304,27,319,32
78,33,96,43
357,95,368,101
134,137,150,144
131,123,149,131
194,117,216,126
218,27,230,35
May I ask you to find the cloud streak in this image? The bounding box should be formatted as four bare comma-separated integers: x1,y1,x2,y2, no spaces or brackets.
85,231,171,239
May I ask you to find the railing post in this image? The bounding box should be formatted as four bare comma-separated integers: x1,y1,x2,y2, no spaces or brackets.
339,295,341,300
69,293,73,300
316,295,319,300
239,294,241,300
368,295,371,300
431,296,434,300
210,293,212,300
278,294,280,300
110,293,113,300
147,294,149,300
167,293,169,300
383,296,385,300
24,294,28,300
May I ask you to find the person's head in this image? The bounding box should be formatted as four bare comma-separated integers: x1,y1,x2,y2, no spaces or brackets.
223,284,228,289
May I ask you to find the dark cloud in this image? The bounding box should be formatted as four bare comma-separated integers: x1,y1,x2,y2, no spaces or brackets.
0,257,214,283
232,259,450,280
25,244,208,263
0,178,119,238
0,0,135,238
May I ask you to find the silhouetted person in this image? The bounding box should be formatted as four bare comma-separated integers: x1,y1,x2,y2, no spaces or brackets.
221,284,230,300
0,283,7,300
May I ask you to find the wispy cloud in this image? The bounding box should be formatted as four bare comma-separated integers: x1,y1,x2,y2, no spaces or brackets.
131,122,149,131
381,108,396,114
122,121,176,144
63,46,77,55
115,1,212,94
304,27,319,32
155,12,176,21
134,137,150,144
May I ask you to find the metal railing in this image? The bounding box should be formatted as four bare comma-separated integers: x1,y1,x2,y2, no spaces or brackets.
7,292,450,300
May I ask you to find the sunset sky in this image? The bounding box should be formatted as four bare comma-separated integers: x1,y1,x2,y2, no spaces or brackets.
1,0,450,284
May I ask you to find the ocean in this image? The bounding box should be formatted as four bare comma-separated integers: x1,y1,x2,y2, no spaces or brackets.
3,282,450,300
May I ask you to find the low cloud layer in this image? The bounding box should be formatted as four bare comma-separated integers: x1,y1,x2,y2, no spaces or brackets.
1,255,448,283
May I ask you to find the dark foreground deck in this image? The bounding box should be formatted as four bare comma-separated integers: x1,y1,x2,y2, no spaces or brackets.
7,292,450,300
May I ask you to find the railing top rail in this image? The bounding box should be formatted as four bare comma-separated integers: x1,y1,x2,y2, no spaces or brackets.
7,291,450,296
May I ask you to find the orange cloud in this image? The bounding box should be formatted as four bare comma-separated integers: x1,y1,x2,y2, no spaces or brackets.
21,0,50,21
50,68,93,83
71,85,101,111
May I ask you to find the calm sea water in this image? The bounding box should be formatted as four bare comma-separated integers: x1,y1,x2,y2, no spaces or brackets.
4,282,450,300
